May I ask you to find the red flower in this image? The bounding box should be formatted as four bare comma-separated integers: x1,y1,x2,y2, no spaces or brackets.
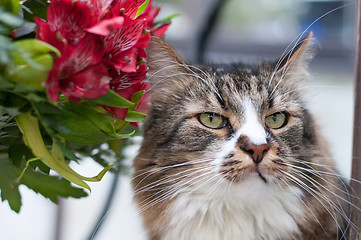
35,0,107,101
138,0,170,37
59,65,110,102
35,0,170,120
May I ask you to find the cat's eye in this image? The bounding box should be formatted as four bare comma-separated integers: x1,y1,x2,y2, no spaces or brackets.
198,113,227,129
265,112,287,129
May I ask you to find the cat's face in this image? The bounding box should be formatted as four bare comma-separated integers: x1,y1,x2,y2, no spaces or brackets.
133,34,348,240
137,33,328,191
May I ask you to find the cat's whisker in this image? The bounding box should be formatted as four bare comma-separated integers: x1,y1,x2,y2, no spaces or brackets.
289,157,361,185
132,157,212,186
269,39,307,99
290,168,357,237
268,2,353,90
134,164,211,195
147,59,223,101
202,175,228,201
280,170,344,235
279,158,360,201
293,170,357,235
277,177,331,238
138,169,215,213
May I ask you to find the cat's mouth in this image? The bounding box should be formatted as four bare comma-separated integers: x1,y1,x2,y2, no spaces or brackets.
251,168,267,183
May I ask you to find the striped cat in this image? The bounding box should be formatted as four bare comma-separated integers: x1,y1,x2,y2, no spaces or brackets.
132,33,350,240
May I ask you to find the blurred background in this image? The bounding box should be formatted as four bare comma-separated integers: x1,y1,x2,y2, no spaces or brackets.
0,0,356,239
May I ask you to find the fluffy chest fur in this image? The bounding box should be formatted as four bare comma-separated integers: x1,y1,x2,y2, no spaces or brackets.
162,177,304,240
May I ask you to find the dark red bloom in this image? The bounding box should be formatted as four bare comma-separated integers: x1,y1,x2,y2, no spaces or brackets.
101,16,146,72
138,0,170,37
60,65,110,101
35,0,170,122
35,0,106,101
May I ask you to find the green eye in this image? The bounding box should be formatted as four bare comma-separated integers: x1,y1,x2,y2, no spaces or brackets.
198,113,227,129
265,112,287,129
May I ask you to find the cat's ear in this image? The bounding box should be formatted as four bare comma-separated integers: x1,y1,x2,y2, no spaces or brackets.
145,36,191,88
274,31,314,77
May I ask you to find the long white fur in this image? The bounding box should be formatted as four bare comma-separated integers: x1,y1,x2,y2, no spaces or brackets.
164,175,305,240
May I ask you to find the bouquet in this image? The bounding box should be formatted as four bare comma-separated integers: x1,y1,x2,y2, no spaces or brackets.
0,0,174,212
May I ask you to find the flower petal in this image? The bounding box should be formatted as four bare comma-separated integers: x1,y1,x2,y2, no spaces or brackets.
86,16,124,37
59,35,104,79
59,65,110,102
106,0,139,19
106,47,138,73
135,30,151,49
47,0,97,45
105,17,144,54
151,22,170,37
45,64,60,102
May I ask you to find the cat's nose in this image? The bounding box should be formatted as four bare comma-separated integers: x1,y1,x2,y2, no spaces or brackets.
244,144,269,164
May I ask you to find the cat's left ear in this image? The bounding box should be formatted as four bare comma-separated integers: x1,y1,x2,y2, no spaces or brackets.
274,31,314,77
145,36,191,88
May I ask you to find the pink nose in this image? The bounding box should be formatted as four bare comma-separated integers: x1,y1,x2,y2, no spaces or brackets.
244,144,269,164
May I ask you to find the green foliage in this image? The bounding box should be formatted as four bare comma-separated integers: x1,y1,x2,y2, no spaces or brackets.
6,39,60,90
87,90,134,108
0,0,20,15
0,157,22,212
22,0,49,22
20,166,88,203
0,155,88,212
135,0,150,19
34,101,135,145
0,0,149,213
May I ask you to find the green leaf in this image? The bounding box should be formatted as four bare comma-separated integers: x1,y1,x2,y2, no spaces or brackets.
8,144,31,167
11,39,61,64
15,111,117,190
4,39,60,91
154,14,180,26
0,10,23,28
0,35,13,65
0,92,30,115
22,0,49,22
52,137,78,162
0,157,21,212
35,101,135,144
125,111,147,122
134,0,149,19
5,53,53,90
0,0,21,15
88,90,134,108
15,112,91,190
20,168,88,203
130,90,145,111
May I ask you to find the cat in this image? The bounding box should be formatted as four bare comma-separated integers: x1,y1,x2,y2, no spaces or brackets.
131,33,351,240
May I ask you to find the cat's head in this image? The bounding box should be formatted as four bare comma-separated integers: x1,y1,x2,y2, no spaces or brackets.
136,33,332,196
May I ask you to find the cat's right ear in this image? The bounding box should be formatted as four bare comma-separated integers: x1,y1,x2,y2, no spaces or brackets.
145,36,191,89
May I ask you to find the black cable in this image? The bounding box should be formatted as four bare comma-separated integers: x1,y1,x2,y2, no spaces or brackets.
195,0,229,64
86,173,120,240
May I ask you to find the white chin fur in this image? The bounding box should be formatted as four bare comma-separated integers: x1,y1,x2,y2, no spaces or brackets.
162,176,304,240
